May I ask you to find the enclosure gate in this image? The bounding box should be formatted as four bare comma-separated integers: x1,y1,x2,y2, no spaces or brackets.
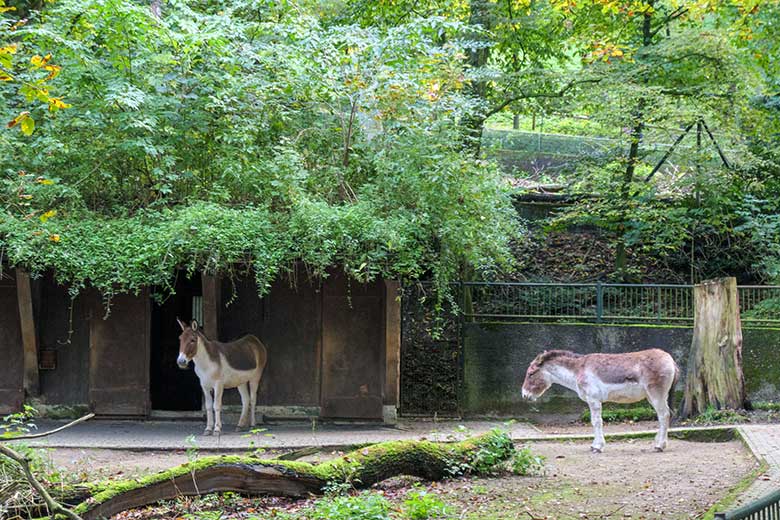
399,283,461,416
716,489,780,519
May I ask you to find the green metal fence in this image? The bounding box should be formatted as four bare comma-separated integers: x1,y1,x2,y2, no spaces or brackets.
715,488,780,519
462,282,780,326
740,286,780,327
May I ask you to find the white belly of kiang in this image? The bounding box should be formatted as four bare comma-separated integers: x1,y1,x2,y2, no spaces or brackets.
220,359,257,388
605,383,647,403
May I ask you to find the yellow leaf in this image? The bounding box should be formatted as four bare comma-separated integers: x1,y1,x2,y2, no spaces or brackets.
0,73,12,81
0,5,16,12
0,44,17,55
7,111,29,129
30,54,52,68
48,97,71,111
49,234,61,242
37,178,55,185
39,210,57,223
44,64,61,80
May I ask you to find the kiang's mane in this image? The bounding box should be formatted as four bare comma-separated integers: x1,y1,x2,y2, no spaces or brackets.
535,349,583,366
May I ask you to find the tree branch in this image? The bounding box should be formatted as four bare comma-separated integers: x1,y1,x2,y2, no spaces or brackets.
485,77,602,119
649,7,689,39
0,413,94,442
0,413,94,520
0,444,84,520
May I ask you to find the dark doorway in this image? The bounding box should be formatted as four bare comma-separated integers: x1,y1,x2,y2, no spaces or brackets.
150,273,203,411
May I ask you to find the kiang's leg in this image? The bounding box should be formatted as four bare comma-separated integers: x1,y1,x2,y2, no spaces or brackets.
236,382,250,430
647,388,671,452
249,374,261,426
588,400,606,453
213,381,225,435
202,384,214,435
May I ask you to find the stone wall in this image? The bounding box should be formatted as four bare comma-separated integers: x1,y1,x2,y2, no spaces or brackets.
462,322,780,419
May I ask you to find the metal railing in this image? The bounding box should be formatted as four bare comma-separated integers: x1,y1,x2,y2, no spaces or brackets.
461,282,780,327
715,488,780,519
740,286,780,327
463,282,694,324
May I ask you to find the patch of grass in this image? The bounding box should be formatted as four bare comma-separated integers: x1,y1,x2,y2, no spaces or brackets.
401,489,453,519
581,405,658,423
700,460,769,520
691,406,749,425
752,401,780,412
305,492,393,520
509,446,545,476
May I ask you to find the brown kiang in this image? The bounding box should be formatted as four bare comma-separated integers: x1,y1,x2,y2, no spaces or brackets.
177,318,268,434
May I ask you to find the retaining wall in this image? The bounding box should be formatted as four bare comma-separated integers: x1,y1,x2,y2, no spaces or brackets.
462,322,780,419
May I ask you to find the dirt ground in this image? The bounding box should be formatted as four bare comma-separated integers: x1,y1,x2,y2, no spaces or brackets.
45,438,757,520
439,439,756,519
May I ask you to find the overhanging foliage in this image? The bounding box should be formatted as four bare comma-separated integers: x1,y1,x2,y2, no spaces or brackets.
0,0,519,298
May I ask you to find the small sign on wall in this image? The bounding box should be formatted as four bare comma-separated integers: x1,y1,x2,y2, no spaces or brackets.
39,348,57,370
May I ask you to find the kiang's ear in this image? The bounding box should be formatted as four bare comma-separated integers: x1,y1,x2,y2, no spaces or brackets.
191,319,199,332
177,317,187,331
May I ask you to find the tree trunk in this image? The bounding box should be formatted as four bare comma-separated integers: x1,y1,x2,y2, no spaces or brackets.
73,432,513,520
680,277,746,418
460,0,492,155
614,1,653,280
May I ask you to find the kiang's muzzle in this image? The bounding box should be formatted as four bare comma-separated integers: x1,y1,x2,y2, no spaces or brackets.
177,353,190,370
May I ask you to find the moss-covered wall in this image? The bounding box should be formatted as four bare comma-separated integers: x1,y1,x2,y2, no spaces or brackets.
742,328,780,401
462,322,780,419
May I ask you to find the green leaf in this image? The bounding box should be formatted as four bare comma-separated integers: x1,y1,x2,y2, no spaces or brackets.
20,116,34,136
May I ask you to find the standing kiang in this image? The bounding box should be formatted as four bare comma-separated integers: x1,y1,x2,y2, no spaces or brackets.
522,348,679,453
177,318,268,435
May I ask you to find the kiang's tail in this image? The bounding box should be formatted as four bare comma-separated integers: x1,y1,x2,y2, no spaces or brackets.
668,361,680,413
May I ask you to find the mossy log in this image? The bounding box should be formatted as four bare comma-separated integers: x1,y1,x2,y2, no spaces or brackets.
71,431,512,520
681,277,747,418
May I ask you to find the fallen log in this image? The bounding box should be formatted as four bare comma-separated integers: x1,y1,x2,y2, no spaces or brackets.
73,431,513,520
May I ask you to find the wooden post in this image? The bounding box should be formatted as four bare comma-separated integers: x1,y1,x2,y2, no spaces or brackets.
681,277,746,417
383,280,401,424
16,268,39,397
202,274,220,340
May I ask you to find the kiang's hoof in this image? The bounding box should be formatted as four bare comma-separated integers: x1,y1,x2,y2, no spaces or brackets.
203,430,213,436
654,447,664,453
590,447,603,454
235,425,249,432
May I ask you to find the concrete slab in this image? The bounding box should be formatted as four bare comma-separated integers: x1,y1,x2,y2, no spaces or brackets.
13,419,540,451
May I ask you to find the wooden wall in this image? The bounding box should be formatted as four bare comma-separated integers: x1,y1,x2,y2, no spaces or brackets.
37,275,90,405
0,269,399,421
219,274,322,408
321,272,384,419
0,271,24,414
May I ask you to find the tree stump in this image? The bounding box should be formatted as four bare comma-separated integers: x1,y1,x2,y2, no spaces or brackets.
681,277,746,418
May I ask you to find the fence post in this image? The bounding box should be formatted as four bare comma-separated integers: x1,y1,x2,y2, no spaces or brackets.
596,282,603,323
657,286,662,323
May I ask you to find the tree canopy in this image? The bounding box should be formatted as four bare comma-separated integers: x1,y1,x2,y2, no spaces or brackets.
1,0,518,298
1,0,779,295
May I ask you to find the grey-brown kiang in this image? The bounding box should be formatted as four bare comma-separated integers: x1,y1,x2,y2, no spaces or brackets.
522,349,679,453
